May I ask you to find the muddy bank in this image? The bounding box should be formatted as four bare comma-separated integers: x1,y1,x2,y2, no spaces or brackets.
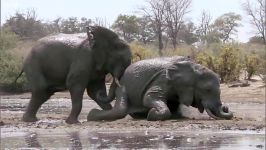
0,79,265,149
1,80,265,130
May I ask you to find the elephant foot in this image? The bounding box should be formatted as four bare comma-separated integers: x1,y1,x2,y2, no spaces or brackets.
66,117,80,124
22,114,38,122
87,109,101,121
147,108,171,121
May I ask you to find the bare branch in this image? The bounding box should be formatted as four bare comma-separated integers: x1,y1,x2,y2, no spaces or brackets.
242,0,266,44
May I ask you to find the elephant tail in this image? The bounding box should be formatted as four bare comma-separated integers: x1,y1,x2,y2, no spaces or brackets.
13,69,24,84
87,85,128,121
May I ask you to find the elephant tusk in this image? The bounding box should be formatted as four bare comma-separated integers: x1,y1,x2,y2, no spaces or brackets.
115,78,121,87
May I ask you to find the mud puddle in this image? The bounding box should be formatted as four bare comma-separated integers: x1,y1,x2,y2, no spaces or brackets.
1,128,265,149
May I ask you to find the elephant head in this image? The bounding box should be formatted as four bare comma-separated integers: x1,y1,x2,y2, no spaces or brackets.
166,61,233,120
85,26,132,103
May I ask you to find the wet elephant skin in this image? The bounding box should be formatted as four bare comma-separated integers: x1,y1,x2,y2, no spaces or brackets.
87,56,233,121
17,26,132,124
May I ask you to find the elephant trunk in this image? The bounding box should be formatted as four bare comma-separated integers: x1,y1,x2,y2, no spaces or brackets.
206,105,233,120
97,77,118,103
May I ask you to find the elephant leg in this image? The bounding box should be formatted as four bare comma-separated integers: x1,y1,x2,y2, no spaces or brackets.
143,88,171,121
66,86,85,124
23,89,53,122
87,86,128,121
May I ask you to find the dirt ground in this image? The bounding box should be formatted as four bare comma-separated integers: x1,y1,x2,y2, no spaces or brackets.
0,77,265,132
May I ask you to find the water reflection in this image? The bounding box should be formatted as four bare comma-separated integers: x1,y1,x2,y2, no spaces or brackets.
68,131,82,150
20,130,265,149
87,132,225,149
25,132,42,148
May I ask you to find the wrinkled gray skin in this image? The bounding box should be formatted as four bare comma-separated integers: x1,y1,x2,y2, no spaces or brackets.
19,26,132,124
87,56,233,121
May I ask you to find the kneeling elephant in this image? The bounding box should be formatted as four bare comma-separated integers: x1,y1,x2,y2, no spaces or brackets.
87,56,233,121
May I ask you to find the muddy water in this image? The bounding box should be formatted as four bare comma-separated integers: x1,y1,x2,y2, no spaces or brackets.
1,128,265,149
0,97,265,149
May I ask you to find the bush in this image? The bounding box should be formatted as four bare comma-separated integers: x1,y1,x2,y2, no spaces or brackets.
195,45,242,83
0,29,28,92
195,52,216,72
0,28,18,50
216,46,242,82
0,51,28,92
244,52,260,80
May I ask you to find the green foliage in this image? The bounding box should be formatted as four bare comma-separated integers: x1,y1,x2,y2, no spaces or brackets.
0,28,18,51
195,52,216,71
0,29,28,92
112,15,139,42
177,22,198,45
59,17,92,34
216,46,241,82
195,45,242,83
244,52,260,80
4,9,49,39
212,12,242,42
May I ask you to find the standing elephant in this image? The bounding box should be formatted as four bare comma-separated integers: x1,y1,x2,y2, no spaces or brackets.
17,26,132,124
87,56,233,121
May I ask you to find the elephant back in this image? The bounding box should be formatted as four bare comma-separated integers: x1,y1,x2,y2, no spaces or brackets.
120,56,190,101
39,33,88,48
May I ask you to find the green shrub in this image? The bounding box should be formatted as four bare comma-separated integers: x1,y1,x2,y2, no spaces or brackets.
195,45,242,83
0,51,28,92
0,28,18,50
216,46,242,83
244,52,260,80
0,29,28,92
195,52,216,72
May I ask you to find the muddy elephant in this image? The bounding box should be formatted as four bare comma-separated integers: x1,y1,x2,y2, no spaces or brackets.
16,26,132,124
87,56,233,121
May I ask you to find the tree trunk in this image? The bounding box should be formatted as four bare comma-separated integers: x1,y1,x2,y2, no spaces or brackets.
158,27,163,57
172,37,177,49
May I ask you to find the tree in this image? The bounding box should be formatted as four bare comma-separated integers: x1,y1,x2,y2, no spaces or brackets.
196,10,212,45
60,17,80,34
248,36,265,44
112,15,139,42
178,22,198,45
141,0,167,56
242,0,266,44
212,12,242,43
79,17,92,32
4,9,47,39
164,0,192,48
136,16,156,44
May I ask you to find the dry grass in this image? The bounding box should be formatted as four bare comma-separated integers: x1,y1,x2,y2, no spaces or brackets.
9,39,36,59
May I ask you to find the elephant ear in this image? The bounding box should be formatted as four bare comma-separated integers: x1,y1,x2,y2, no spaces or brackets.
86,26,107,71
166,61,195,106
85,26,95,48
